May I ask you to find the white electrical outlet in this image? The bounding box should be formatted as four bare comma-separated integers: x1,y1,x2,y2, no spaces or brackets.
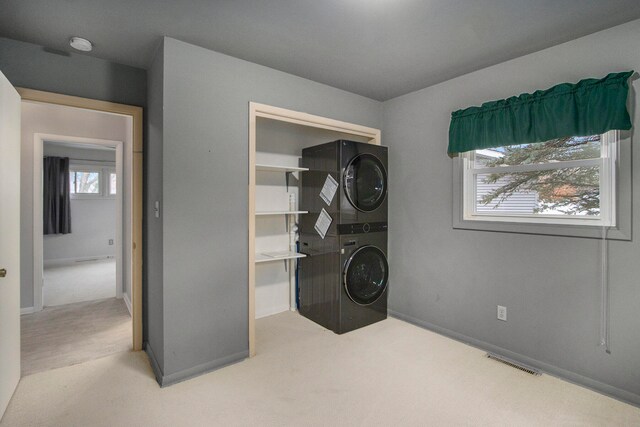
108,239,114,245
497,305,507,321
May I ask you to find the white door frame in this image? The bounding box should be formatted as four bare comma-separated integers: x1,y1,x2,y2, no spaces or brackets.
32,133,130,311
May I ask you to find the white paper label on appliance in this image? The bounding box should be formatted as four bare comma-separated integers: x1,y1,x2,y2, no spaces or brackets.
319,174,338,206
314,208,332,239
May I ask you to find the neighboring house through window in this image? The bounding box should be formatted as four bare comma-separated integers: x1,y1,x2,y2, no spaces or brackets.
462,131,617,227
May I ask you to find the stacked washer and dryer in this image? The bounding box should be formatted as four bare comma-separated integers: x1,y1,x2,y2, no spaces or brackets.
299,140,388,334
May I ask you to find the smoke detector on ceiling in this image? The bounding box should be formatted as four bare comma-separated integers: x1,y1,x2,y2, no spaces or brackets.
69,37,93,52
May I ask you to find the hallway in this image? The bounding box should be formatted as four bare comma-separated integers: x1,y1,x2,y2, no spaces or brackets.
21,298,131,376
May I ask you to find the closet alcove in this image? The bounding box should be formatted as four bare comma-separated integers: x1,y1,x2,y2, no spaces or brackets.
249,103,381,355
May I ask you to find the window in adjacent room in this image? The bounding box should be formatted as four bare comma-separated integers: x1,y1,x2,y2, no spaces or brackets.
69,166,116,198
109,172,117,195
461,131,618,227
70,169,101,196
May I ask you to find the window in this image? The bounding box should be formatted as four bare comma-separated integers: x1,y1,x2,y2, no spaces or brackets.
109,172,117,195
69,165,116,199
70,170,101,195
460,131,618,227
450,72,632,239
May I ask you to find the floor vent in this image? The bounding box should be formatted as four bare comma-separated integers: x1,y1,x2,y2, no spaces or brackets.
486,353,541,376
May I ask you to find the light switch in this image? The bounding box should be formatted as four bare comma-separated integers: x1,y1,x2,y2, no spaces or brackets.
155,201,160,218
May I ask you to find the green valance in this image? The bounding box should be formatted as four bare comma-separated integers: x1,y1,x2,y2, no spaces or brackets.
448,71,634,155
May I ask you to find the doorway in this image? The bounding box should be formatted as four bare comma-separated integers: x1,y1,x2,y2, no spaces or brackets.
39,138,123,309
17,89,143,369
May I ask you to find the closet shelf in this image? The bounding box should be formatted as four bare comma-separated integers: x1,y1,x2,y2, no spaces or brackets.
255,210,308,216
255,251,307,263
255,164,308,173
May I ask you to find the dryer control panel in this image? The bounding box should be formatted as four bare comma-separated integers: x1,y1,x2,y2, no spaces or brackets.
338,222,387,235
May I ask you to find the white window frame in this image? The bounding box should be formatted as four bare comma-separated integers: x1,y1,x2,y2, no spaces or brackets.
69,166,102,199
105,168,117,198
69,162,116,200
452,130,631,240
461,131,617,227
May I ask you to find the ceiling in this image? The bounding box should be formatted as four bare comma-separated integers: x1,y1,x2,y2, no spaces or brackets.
2,1,640,100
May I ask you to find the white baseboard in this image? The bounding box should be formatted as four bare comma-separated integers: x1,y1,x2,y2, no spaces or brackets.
44,255,115,268
21,307,36,315
123,292,132,316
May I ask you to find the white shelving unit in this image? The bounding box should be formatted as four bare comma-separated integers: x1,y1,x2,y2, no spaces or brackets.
255,251,307,263
255,164,308,173
256,163,309,191
254,160,306,318
255,210,307,216
254,162,307,264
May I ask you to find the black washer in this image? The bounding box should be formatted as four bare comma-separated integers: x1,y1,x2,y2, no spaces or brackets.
343,245,389,306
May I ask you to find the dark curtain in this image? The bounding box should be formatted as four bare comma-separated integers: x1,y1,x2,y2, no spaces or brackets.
448,71,634,154
43,156,72,235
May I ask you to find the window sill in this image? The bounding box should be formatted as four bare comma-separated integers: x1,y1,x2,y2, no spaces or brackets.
70,195,115,201
453,216,630,240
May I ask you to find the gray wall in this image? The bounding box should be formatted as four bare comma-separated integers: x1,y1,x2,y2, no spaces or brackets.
383,20,640,405
146,37,382,384
42,144,116,263
145,41,164,372
0,37,146,107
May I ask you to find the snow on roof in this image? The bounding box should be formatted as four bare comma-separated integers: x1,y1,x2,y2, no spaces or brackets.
475,149,504,158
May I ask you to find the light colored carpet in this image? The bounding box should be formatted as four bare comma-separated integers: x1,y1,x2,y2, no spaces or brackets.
43,259,116,307
21,298,131,376
4,312,639,426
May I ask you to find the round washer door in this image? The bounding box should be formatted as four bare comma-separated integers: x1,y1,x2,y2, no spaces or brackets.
344,245,388,306
343,153,387,212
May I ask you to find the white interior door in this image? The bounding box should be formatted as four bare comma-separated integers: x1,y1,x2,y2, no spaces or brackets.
0,71,21,419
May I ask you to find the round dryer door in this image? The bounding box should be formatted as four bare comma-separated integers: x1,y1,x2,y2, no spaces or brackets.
344,153,387,212
344,245,388,306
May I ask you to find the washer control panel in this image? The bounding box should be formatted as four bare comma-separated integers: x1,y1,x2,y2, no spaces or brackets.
337,222,387,235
